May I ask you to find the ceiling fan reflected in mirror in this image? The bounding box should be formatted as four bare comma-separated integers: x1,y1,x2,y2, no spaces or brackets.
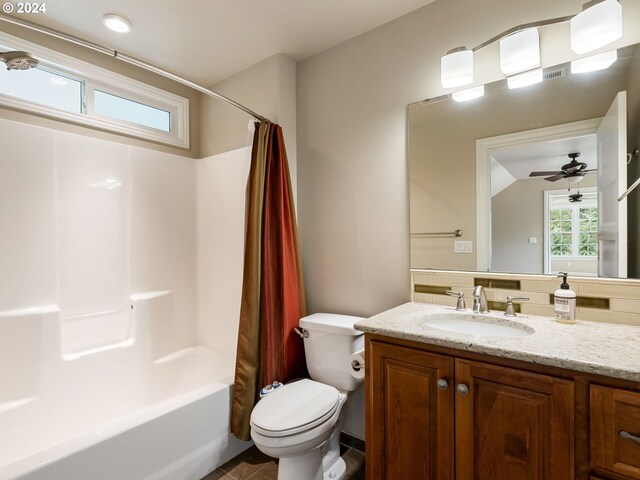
568,191,583,203
528,152,597,182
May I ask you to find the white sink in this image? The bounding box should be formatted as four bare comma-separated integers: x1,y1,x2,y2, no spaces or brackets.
420,312,535,338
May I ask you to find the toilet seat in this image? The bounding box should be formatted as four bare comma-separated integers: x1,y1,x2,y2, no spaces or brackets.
250,379,340,438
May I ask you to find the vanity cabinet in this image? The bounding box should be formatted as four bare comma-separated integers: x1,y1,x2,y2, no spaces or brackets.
455,359,574,480
366,337,574,480
590,385,640,479
368,340,454,479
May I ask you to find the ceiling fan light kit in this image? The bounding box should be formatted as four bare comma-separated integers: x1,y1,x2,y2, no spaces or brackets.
529,152,597,183
441,0,623,99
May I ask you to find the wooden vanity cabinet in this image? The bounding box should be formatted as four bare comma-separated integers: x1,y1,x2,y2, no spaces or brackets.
590,385,640,479
455,359,574,480
366,336,574,480
368,339,454,479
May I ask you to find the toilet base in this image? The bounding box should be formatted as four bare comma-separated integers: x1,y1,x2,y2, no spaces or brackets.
276,446,346,480
323,457,346,480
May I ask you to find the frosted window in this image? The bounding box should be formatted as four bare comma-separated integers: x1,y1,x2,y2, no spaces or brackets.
94,90,171,132
0,67,82,113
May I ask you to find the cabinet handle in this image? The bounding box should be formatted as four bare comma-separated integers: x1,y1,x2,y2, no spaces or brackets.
620,430,640,445
457,384,469,396
437,379,449,390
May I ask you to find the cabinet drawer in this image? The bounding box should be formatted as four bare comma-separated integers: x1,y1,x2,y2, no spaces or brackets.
591,385,640,479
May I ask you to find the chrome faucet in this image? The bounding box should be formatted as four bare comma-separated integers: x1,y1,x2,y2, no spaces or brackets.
472,286,490,314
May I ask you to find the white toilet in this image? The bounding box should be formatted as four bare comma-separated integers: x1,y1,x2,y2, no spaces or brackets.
250,313,364,480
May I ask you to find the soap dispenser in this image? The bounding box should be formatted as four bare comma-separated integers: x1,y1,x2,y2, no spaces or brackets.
554,272,576,324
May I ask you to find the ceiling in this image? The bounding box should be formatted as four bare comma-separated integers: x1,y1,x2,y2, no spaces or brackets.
9,0,436,85
491,135,598,180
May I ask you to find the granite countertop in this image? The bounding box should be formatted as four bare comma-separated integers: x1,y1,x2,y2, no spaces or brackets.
355,302,640,382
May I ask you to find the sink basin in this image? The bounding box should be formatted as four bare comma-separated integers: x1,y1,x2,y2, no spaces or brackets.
420,312,535,338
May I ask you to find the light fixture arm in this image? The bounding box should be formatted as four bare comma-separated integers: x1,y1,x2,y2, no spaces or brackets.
471,15,574,53
470,0,618,53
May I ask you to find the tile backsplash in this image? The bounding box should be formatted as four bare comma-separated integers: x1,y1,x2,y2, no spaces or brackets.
411,269,640,326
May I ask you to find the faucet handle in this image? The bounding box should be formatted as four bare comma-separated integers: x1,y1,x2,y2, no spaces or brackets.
504,296,529,317
446,290,466,311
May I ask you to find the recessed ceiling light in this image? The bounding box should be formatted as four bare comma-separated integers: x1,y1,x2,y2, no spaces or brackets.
102,14,131,33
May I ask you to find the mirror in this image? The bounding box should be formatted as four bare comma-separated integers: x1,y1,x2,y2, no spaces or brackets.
408,44,640,279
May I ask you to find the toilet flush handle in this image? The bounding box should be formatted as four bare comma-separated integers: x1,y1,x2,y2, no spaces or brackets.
294,327,309,339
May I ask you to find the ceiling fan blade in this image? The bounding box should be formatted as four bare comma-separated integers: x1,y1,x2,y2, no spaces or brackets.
564,165,583,174
529,171,562,177
583,168,597,173
545,174,566,182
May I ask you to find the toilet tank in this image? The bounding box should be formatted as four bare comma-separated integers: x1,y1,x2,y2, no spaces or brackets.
299,313,364,391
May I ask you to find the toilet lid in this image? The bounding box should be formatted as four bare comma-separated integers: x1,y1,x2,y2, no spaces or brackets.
250,379,340,437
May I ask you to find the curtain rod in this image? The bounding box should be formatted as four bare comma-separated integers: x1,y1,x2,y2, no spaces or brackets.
0,14,270,123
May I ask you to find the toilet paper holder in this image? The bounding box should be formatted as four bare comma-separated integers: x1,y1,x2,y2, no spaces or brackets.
351,358,365,372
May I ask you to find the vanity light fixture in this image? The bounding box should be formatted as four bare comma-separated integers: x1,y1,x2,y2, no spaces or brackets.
440,0,623,95
452,85,484,102
102,14,132,33
571,50,617,73
570,0,622,54
440,47,473,88
500,28,540,76
507,69,543,90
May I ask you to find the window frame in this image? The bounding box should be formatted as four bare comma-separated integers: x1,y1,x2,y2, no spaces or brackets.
543,186,598,273
0,32,189,148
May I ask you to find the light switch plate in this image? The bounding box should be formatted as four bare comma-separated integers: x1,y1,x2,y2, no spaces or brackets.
455,240,473,253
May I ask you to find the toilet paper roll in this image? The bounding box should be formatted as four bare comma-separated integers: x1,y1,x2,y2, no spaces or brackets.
349,349,365,380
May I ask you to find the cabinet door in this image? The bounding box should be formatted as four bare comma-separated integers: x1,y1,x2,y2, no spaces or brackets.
590,385,640,479
455,359,574,480
367,340,454,480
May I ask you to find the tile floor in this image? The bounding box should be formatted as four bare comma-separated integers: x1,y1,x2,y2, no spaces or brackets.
201,444,365,480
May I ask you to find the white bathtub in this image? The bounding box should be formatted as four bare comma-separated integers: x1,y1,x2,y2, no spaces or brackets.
0,293,250,480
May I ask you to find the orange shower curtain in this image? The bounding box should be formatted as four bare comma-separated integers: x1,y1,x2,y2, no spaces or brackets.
231,121,307,441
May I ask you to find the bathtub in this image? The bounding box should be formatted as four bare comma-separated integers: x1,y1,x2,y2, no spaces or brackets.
0,293,250,480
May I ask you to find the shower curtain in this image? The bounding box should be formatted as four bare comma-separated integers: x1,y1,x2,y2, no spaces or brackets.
231,121,307,441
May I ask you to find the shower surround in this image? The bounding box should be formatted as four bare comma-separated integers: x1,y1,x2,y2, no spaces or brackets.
0,117,251,479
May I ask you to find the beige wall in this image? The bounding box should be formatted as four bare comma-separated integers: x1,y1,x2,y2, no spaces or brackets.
0,22,202,158
199,54,297,195
492,178,548,274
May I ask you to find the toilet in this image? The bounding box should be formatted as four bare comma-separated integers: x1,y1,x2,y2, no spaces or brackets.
250,313,364,480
